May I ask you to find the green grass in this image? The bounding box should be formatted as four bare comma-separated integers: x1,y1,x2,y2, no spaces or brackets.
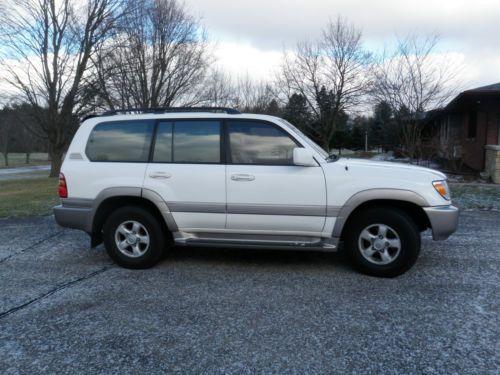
0,177,59,218
0,153,49,169
450,184,500,210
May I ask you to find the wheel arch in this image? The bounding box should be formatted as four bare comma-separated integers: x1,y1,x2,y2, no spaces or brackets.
89,188,177,247
333,189,431,241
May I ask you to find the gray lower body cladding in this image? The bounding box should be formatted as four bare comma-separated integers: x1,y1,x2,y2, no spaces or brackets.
423,205,459,240
54,202,93,233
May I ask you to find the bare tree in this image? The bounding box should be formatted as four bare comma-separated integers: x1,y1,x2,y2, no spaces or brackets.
199,67,236,107
279,17,372,151
198,70,280,114
0,110,14,166
89,0,210,110
233,74,276,113
0,0,122,176
370,34,460,159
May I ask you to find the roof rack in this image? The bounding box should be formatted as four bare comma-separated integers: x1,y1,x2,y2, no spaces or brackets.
105,106,241,115
81,107,240,122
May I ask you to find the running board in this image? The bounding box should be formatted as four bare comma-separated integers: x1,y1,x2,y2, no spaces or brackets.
173,232,338,252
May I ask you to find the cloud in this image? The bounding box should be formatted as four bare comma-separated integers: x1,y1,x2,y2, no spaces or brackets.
187,0,500,48
188,0,500,90
212,41,283,81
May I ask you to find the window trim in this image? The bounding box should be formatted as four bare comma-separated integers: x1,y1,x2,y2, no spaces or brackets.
149,118,224,165
224,119,303,166
85,119,155,163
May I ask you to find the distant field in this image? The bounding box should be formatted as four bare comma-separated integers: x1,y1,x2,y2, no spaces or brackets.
0,153,49,169
0,176,59,218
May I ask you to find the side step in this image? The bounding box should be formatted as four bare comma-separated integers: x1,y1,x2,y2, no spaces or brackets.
173,232,338,252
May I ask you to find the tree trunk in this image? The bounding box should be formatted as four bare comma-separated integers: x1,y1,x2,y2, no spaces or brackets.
322,137,330,153
49,150,63,177
3,152,8,166
26,152,30,164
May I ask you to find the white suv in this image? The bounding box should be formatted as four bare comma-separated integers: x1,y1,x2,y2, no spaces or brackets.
54,107,459,277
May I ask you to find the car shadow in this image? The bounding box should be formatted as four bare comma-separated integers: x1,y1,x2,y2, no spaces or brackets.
163,244,352,270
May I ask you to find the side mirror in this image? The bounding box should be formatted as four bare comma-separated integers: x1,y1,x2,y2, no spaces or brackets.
293,148,317,167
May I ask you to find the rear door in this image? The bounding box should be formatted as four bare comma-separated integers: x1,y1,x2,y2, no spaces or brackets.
143,119,226,231
225,120,327,235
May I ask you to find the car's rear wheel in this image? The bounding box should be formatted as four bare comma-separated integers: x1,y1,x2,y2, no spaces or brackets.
345,207,421,277
103,206,165,269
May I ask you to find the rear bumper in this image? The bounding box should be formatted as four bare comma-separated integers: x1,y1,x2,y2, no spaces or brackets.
53,201,93,233
423,205,459,240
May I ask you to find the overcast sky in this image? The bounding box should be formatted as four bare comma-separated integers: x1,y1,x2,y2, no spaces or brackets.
185,0,500,91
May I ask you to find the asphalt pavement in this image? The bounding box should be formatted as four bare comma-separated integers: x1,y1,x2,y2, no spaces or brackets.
0,211,499,374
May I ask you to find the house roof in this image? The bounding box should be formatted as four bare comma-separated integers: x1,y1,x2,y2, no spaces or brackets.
464,82,500,93
443,82,500,112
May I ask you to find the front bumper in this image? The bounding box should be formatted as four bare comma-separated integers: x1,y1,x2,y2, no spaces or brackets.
423,205,459,240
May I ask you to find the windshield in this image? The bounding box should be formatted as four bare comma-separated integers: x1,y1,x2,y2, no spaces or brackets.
278,119,328,159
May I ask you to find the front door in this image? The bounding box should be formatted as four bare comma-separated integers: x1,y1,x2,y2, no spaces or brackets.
143,119,226,231
225,120,326,236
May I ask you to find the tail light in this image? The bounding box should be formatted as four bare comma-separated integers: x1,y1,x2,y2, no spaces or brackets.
58,173,68,198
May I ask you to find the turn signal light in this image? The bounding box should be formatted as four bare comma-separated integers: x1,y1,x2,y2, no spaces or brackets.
58,173,68,198
432,180,450,200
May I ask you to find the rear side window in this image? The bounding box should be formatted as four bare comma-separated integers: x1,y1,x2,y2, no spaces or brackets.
86,120,154,162
152,121,173,162
153,120,221,163
227,121,297,165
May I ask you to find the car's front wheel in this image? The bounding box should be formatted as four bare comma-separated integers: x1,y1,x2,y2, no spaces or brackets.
345,207,421,277
103,206,165,269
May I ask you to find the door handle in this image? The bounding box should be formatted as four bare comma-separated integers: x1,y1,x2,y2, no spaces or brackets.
149,171,172,179
231,174,255,181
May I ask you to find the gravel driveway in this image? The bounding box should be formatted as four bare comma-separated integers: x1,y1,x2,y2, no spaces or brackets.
0,211,499,374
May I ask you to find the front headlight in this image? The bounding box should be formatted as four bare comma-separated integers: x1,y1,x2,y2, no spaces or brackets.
432,180,451,200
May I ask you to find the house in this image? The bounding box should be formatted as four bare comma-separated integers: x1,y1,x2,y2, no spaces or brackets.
431,83,500,182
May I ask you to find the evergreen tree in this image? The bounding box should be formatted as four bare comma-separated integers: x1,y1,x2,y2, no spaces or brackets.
283,93,311,131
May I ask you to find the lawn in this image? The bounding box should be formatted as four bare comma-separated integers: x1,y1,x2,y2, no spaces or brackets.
0,177,59,218
450,184,500,210
0,153,49,169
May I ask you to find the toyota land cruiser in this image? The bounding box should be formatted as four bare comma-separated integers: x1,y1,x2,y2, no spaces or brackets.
54,107,459,277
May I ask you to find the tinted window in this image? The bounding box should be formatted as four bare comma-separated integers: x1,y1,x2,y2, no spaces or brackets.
86,120,154,162
153,122,173,162
228,121,297,165
173,121,220,163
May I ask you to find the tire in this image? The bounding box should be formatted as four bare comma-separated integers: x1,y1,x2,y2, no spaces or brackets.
344,207,421,277
103,206,166,269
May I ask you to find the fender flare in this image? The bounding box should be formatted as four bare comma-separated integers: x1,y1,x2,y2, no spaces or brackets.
88,187,179,233
331,188,429,238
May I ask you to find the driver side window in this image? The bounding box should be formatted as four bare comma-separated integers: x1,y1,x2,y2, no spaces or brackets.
227,121,297,165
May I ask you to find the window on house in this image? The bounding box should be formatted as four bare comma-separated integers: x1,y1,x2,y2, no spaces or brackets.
467,111,477,139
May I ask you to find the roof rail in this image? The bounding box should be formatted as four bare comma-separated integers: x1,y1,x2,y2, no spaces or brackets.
104,107,241,115
117,106,240,115
81,107,241,122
